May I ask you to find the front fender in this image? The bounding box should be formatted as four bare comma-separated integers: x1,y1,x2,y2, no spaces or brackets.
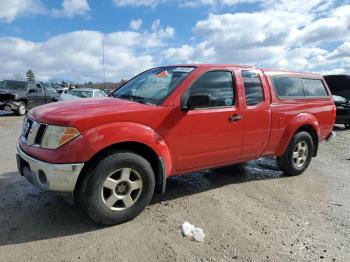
14,92,27,102
82,122,173,176
276,113,320,156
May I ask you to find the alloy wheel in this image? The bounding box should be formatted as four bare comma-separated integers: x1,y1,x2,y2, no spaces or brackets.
101,168,143,211
292,141,309,168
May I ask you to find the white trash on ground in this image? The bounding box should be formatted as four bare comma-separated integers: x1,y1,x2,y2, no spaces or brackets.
181,222,205,242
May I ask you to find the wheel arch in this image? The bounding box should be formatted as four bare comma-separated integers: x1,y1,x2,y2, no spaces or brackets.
276,113,320,157
16,99,28,105
74,141,167,201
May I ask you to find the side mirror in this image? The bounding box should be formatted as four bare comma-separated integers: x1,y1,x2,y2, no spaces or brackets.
182,94,210,110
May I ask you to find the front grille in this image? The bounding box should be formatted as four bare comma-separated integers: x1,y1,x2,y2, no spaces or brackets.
22,118,47,146
0,93,14,102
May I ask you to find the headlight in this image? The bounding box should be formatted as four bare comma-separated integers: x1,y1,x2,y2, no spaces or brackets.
41,125,80,149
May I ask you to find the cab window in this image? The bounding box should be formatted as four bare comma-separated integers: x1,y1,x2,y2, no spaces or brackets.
36,84,43,93
189,71,235,108
27,83,36,92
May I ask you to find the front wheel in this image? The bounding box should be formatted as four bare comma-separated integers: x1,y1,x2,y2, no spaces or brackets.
276,131,314,176
15,102,26,116
78,151,155,225
345,124,350,129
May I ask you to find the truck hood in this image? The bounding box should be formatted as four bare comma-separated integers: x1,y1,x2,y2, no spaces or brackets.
28,97,155,131
0,89,22,95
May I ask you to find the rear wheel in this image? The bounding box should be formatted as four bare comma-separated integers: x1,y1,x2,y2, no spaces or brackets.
276,131,314,176
78,151,155,225
15,102,26,116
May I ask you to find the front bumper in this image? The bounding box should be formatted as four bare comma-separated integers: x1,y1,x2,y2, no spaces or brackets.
16,144,84,192
0,101,21,111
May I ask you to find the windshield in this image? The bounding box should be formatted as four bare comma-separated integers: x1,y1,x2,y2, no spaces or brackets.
0,81,27,91
69,90,93,98
112,66,196,105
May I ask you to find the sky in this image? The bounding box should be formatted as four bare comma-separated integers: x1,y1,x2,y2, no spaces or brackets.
0,0,349,82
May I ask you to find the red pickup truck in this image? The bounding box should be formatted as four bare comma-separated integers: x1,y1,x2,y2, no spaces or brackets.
16,64,336,225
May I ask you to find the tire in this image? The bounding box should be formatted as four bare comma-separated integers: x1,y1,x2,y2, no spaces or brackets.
78,151,155,225
276,131,314,176
15,102,26,116
345,124,350,129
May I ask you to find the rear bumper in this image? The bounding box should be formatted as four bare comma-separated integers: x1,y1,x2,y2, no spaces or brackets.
325,131,336,142
16,144,84,192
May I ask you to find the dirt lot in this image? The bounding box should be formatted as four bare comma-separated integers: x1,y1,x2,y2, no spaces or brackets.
0,112,349,262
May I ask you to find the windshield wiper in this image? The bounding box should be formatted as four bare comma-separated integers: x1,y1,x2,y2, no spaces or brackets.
116,94,155,105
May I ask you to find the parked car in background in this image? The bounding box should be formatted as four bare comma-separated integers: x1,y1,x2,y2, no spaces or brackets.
103,88,113,95
61,88,107,100
16,65,336,225
43,83,62,93
324,75,350,99
332,95,350,129
0,80,60,115
56,86,69,94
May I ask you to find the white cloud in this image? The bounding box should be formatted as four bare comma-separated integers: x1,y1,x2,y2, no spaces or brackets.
162,42,216,63
162,2,350,75
129,19,143,30
0,0,45,22
327,42,350,60
151,19,175,38
262,0,335,14
1,0,349,81
0,21,175,82
0,0,91,22
52,0,90,18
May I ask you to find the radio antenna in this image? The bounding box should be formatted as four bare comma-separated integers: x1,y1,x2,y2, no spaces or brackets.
102,37,106,89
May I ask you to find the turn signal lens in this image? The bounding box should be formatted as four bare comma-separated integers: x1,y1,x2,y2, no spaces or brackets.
59,127,80,145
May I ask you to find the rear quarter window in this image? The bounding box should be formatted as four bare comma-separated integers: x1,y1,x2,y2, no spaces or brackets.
302,78,328,97
272,75,329,98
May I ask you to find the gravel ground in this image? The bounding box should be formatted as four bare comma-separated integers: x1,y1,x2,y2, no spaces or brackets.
0,111,349,262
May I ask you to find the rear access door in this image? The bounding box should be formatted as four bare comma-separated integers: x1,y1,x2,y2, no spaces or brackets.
238,69,271,158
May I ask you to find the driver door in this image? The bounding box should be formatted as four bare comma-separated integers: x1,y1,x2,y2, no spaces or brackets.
168,70,244,172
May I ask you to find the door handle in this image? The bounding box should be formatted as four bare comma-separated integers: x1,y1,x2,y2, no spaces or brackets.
228,115,243,122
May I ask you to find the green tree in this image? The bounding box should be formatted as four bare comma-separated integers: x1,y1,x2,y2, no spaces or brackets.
26,69,35,81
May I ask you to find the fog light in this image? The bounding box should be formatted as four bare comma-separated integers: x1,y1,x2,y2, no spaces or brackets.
37,170,47,185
